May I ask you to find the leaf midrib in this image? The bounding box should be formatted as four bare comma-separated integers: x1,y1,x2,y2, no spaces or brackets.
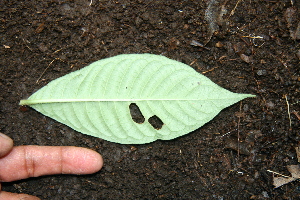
20,95,255,105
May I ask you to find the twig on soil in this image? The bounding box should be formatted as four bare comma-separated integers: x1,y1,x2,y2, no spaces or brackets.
267,170,290,178
36,58,64,84
292,111,300,121
220,129,237,138
189,59,197,66
241,36,264,39
237,101,243,159
270,54,289,69
201,66,220,74
238,34,251,46
229,0,242,17
22,38,33,51
296,147,300,162
284,95,292,129
190,40,211,50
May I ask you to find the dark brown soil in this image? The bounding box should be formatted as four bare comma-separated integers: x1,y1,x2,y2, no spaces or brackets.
1,0,299,199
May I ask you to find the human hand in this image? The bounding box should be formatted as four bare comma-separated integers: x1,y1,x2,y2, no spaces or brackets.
0,132,103,200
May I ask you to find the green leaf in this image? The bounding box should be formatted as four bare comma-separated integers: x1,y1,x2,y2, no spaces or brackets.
20,54,255,144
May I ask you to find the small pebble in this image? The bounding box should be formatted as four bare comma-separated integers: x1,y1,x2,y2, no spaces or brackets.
257,69,267,76
265,101,275,109
262,191,269,198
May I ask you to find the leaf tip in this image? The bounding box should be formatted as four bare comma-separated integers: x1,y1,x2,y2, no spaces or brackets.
237,93,256,99
246,94,257,98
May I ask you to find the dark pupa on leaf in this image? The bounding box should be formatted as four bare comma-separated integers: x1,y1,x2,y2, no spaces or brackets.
129,103,145,124
148,115,164,130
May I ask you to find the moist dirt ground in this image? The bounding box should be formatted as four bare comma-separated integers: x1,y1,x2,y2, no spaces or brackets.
1,0,300,199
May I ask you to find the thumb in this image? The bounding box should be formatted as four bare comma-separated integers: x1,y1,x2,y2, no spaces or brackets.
0,133,13,157
0,191,40,200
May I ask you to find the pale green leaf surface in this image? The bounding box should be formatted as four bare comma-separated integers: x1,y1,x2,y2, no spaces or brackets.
20,54,255,144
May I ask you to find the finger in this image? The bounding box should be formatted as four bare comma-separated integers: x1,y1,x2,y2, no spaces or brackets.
0,133,13,157
0,191,40,200
0,146,103,182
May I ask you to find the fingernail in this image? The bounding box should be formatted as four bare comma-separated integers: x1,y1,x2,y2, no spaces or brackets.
0,132,11,140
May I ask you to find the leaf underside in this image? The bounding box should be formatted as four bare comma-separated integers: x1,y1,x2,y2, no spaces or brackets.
20,54,255,144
